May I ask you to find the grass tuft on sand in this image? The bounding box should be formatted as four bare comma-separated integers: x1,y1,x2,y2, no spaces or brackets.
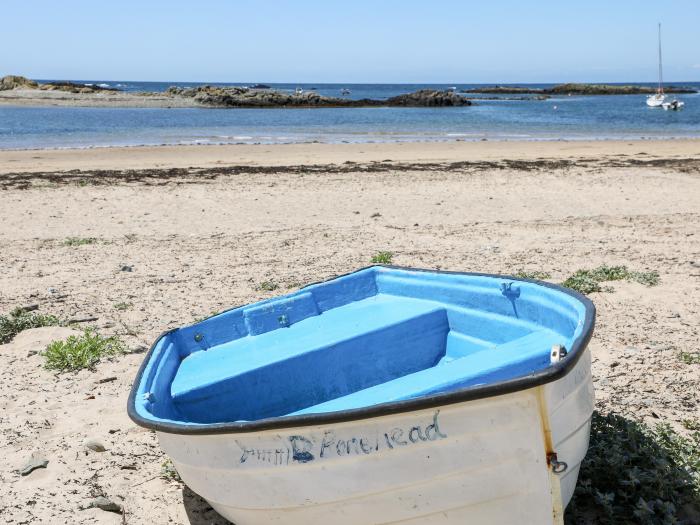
566,411,700,525
679,351,700,365
0,307,60,344
371,251,394,264
63,236,98,246
562,265,660,294
113,302,133,311
161,458,182,482
514,270,551,280
43,329,125,371
257,281,279,292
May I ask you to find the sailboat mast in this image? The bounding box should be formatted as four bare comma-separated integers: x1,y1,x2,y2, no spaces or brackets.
658,23,664,94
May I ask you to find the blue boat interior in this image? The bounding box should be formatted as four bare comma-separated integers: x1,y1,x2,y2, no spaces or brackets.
133,267,587,426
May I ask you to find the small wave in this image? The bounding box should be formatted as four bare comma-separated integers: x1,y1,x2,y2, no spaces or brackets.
177,139,214,145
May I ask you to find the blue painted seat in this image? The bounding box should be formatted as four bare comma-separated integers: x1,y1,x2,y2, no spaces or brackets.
172,295,451,423
288,329,562,416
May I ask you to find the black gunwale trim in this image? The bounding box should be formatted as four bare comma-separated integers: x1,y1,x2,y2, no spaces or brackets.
127,265,595,435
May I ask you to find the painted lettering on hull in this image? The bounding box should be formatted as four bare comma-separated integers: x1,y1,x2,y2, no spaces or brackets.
237,410,446,466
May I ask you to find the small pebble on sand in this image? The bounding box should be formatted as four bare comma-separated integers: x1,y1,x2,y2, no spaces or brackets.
20,453,48,476
84,439,107,453
88,496,122,514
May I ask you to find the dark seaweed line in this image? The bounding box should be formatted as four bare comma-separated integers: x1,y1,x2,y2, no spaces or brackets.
1,157,698,190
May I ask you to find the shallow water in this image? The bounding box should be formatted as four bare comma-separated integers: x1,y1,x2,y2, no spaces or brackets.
1,82,699,149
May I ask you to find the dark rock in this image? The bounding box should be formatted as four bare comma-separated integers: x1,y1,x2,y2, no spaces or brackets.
120,265,133,272
166,86,472,108
386,89,471,107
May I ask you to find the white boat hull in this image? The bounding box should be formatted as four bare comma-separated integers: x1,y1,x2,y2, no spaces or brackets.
647,93,666,107
157,348,594,525
662,100,685,110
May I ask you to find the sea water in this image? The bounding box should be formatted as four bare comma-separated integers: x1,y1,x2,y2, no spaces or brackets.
1,82,698,149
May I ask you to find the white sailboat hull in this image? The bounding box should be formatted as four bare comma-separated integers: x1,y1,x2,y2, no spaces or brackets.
157,347,594,525
647,93,666,107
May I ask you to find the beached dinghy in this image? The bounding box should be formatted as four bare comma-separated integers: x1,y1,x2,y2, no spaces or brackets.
128,266,595,525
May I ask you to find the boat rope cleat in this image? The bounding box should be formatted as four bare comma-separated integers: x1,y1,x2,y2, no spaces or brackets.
550,344,568,364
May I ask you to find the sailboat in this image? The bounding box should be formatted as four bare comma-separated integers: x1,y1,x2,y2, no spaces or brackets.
646,23,666,107
646,23,684,109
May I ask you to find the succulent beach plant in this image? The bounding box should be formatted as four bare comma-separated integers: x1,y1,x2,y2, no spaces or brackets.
43,329,125,371
562,265,659,295
0,307,60,344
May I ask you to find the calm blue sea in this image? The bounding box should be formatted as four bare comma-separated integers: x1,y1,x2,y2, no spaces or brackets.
1,81,699,149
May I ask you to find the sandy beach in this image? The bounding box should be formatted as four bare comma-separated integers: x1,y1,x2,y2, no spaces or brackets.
1,139,699,523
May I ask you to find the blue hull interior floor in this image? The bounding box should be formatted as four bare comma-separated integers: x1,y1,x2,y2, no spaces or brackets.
131,267,589,428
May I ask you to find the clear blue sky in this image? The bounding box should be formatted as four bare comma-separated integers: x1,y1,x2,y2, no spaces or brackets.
2,0,698,83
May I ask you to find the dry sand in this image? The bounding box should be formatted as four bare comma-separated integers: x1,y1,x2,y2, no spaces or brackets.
0,139,699,523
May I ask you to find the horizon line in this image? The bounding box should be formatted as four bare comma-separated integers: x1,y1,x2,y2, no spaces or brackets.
27,77,700,85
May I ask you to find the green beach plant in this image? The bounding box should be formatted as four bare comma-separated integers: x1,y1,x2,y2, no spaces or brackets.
0,307,60,344
371,251,394,264
683,420,700,432
562,265,659,294
63,237,98,246
679,351,700,365
257,281,279,292
161,458,182,482
43,329,125,371
514,270,551,280
566,411,700,524
113,302,133,311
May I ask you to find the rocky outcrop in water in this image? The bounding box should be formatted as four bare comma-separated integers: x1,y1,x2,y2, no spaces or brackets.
39,81,119,93
0,75,119,93
547,83,696,95
166,85,368,107
0,75,38,90
463,83,697,95
385,89,471,106
166,86,471,108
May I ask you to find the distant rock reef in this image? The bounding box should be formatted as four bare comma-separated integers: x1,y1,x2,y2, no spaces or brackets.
1,75,473,108
0,75,119,93
463,83,697,95
166,86,472,108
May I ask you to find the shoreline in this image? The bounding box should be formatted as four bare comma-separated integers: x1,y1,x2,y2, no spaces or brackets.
1,138,699,174
2,134,700,153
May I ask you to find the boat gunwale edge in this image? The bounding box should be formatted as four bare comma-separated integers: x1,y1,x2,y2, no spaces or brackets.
126,265,596,435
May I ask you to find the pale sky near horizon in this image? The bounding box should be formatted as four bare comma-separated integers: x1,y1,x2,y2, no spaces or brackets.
2,0,698,83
